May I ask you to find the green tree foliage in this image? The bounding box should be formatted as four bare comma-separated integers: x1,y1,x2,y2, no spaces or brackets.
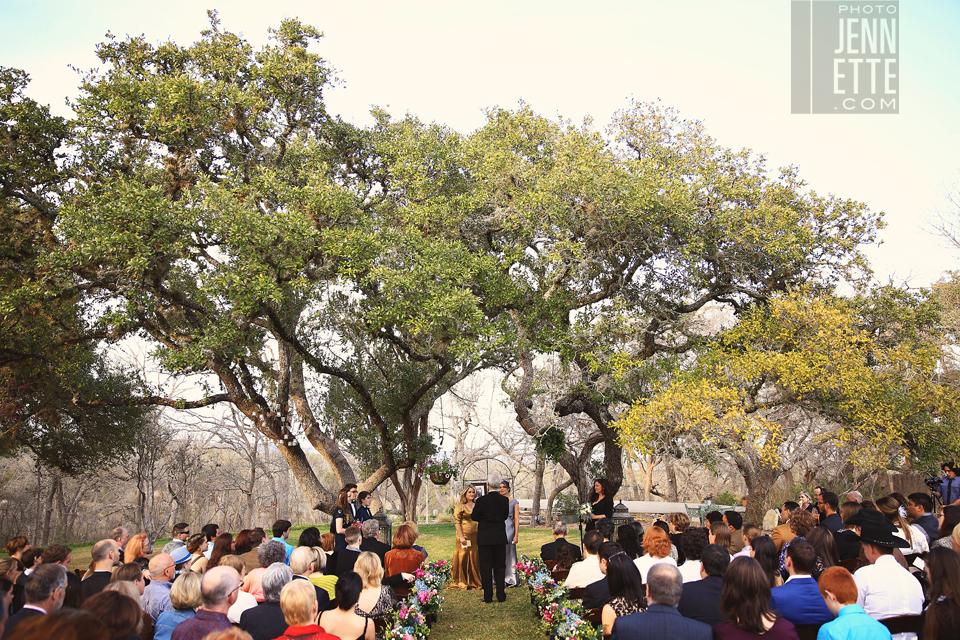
0,67,147,472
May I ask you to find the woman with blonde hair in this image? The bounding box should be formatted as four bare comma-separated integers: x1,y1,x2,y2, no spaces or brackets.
308,547,338,600
217,555,258,623
354,552,398,640
123,533,149,564
154,572,202,640
274,579,338,640
633,525,677,582
876,495,929,555
451,486,482,590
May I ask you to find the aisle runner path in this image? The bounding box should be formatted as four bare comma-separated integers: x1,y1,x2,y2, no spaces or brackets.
426,583,542,640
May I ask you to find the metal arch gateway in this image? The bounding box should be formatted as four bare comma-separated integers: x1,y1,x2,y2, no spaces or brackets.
459,457,513,496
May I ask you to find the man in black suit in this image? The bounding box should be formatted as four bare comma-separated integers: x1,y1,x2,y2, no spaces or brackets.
80,539,121,604
541,521,583,562
359,520,391,564
677,544,729,627
611,563,712,640
583,541,621,609
2,564,67,640
472,472,509,603
335,525,364,577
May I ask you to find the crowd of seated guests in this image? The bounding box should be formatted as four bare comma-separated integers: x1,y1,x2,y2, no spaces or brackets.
1,510,425,640
542,483,960,640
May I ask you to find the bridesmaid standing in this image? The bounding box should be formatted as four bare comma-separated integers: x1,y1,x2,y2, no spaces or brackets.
450,486,482,589
500,480,520,586
586,479,614,531
332,484,358,551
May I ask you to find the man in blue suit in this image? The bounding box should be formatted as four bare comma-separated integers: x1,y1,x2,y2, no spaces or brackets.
611,563,712,640
770,540,834,625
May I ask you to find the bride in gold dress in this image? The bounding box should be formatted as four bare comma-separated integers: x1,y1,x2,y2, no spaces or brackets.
450,485,482,589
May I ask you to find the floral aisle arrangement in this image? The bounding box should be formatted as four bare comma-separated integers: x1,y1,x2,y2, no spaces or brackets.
387,559,452,640
516,556,599,640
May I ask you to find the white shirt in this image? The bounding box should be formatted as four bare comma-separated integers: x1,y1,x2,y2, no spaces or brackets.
228,589,258,623
733,546,752,559
564,555,604,589
633,554,677,583
678,559,702,583
854,555,923,640
895,525,929,555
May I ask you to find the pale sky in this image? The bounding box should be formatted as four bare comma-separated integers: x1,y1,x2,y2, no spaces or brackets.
3,0,958,289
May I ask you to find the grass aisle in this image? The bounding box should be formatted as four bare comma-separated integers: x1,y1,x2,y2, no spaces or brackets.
417,523,556,640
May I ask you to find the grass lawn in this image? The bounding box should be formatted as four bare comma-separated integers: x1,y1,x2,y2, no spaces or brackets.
65,523,561,640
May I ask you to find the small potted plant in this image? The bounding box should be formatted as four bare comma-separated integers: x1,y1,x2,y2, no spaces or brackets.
704,493,714,506
420,457,460,485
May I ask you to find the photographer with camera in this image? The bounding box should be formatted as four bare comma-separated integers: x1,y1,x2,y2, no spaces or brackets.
933,462,960,509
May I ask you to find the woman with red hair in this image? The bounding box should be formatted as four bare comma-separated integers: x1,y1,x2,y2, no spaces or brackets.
633,525,677,582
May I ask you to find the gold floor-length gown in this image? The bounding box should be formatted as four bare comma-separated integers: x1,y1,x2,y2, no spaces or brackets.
450,502,482,589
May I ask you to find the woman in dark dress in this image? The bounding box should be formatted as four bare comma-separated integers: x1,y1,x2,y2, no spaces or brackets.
586,479,614,532
921,547,960,640
331,484,358,552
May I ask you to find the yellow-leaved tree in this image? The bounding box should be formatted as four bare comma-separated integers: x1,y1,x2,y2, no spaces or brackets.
614,290,960,523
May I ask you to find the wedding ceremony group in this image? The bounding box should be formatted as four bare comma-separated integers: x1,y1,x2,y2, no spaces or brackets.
2,469,960,640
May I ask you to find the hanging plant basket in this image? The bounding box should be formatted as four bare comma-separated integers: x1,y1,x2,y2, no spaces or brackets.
430,472,452,485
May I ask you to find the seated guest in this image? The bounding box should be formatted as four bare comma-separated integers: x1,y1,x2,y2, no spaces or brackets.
354,552,398,640
317,572,374,640
634,526,677,583
583,542,622,609
185,535,209,574
734,524,761,559
877,495,928,556
598,518,616,543
851,518,923,628
401,522,428,561
610,563,711,640
307,547,337,601
79,539,121,603
779,509,817,577
272,579,338,640
602,552,647,637
706,511,724,526
170,566,240,640
816,566,891,640
710,523,734,556
4,564,68,639
289,547,331,611
678,528,709,583
617,521,644,560
677,544,729,627
930,505,960,550
772,502,800,553
320,533,338,576
714,557,798,640
124,534,150,565
835,501,863,562
752,536,784,588
40,544,80,609
241,540,287,603
154,572,202,640
239,563,293,640
102,580,154,640
384,524,424,578
142,553,177,622
239,528,266,574
270,520,295,565
206,533,235,570
5,609,107,640
80,590,143,640
335,526,364,577
667,513,691,565
806,525,840,580
565,530,604,589
820,492,843,532
653,520,679,562
770,540,834,625
296,527,321,550
552,544,576,576
541,521,582,562
359,520,390,565
919,547,960,640
724,512,745,554
216,555,259,623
